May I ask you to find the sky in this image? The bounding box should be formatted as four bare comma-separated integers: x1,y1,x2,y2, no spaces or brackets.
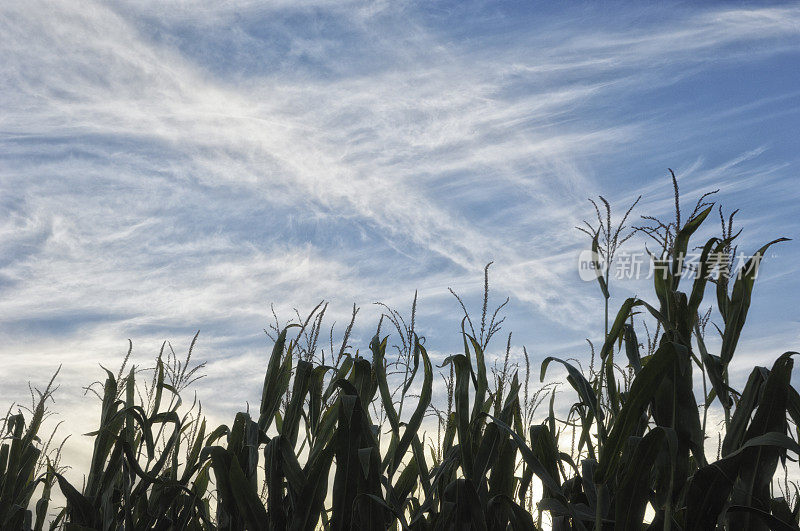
1,0,799,475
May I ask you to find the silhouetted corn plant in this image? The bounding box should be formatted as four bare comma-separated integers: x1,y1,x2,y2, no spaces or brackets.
0,369,65,530
4,174,799,530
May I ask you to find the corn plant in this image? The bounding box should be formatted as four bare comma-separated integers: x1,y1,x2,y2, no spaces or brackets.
0,370,64,530
3,175,799,530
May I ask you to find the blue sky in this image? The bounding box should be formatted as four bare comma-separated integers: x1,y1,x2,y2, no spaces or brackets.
1,1,799,466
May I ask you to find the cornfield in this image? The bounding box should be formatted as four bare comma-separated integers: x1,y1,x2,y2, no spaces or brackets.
2,179,799,530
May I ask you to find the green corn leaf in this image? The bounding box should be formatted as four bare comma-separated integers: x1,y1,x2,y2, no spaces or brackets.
208,446,241,528
282,360,312,448
54,473,95,527
528,424,561,500
372,333,402,475
579,458,602,517
720,238,789,365
727,506,800,531
278,435,306,495
443,478,487,531
623,324,642,373
393,456,419,505
475,374,520,483
410,434,432,504
731,352,796,531
228,454,268,531
349,356,377,408
487,494,538,531
466,335,488,425
323,355,353,403
600,298,664,360
684,431,800,531
481,414,563,499
33,467,53,531
359,493,409,530
687,237,725,318
686,433,800,531
331,391,364,530
307,364,330,435
289,438,335,531
180,418,206,484
651,333,706,483
307,396,339,465
490,384,524,500
541,357,603,423
771,497,796,527
595,341,678,483
723,366,768,456
696,320,735,410
259,325,297,433
403,338,421,396
671,204,714,288
591,230,609,298
442,354,474,481
205,424,229,446
614,427,677,531
263,436,286,529
389,341,432,477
